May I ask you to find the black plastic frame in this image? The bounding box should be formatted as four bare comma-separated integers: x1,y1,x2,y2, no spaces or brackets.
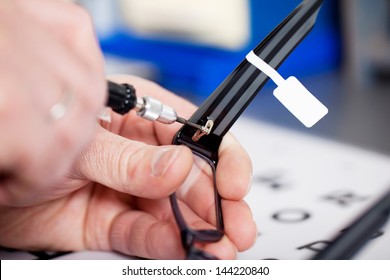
170,0,324,259
173,0,324,163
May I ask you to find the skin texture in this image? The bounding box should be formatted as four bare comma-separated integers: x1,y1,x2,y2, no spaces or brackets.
0,75,257,259
0,0,106,196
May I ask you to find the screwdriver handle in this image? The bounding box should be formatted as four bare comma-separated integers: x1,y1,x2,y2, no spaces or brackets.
106,81,208,133
107,81,137,115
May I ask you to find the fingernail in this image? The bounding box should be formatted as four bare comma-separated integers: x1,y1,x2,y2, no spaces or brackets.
152,147,180,177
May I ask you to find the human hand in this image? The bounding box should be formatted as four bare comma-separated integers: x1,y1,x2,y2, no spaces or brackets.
0,75,256,259
0,0,106,202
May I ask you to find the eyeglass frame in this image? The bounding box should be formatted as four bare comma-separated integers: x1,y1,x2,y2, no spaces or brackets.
169,151,223,260
169,0,325,259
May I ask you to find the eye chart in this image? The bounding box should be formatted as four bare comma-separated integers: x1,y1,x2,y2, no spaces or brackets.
232,118,390,260
1,117,389,260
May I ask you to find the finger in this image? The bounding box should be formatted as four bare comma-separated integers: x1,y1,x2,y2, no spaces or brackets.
173,133,252,223
0,188,90,251
4,3,105,151
6,10,106,186
110,207,185,259
202,236,238,260
15,0,105,75
73,126,194,199
110,197,238,259
221,199,257,252
15,12,106,117
0,50,80,206
217,133,253,200
11,0,106,129
2,1,105,147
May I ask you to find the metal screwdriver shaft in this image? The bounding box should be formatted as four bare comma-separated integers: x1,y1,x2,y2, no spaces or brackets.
107,81,209,134
175,116,205,131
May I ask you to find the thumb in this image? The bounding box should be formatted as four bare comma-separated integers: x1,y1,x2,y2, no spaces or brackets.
73,126,193,199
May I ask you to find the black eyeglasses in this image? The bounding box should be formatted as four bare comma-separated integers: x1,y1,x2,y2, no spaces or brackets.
169,151,224,260
169,0,325,259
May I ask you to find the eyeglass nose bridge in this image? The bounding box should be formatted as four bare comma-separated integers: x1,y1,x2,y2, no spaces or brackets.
170,192,222,243
193,229,224,242
181,228,224,259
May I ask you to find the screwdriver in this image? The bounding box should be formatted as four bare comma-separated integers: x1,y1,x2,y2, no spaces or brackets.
106,80,208,133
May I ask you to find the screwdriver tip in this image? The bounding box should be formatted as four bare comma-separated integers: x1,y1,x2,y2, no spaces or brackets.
176,117,205,132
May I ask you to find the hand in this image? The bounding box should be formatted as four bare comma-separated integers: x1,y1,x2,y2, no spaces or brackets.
0,0,106,203
0,75,256,259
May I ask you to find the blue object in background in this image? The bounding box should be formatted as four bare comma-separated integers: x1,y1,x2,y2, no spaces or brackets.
100,0,341,97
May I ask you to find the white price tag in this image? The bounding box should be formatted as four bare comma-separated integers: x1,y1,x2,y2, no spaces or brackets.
273,76,328,127
246,51,328,127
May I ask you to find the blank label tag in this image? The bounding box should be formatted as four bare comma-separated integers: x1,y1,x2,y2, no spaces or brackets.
246,51,328,128
273,76,328,128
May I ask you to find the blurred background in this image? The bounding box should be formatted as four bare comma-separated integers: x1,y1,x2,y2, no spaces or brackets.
80,0,390,155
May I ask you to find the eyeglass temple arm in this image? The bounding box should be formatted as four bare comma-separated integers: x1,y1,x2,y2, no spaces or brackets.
175,0,324,149
313,189,390,260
